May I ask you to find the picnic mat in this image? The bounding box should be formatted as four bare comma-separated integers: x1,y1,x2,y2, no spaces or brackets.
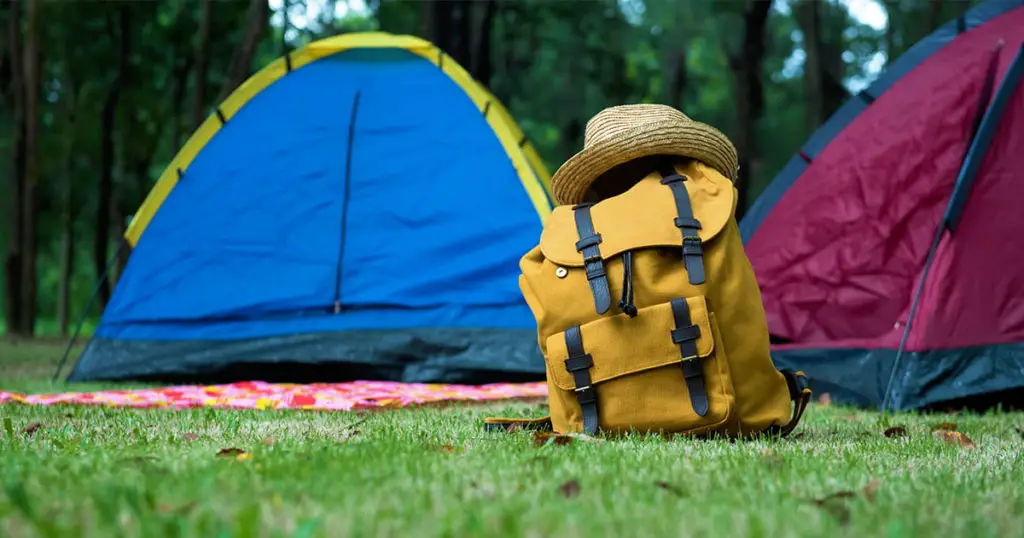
0,380,548,411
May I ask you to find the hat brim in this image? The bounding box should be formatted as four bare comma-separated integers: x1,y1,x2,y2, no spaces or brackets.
551,119,739,206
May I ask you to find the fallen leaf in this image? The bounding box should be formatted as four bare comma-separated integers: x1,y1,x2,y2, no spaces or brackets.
559,480,580,498
22,423,41,437
883,426,907,438
439,444,460,454
654,481,685,497
931,422,957,432
533,432,574,446
817,393,832,407
932,430,975,448
215,448,247,458
863,480,881,502
816,491,857,502
182,433,199,441
261,437,275,446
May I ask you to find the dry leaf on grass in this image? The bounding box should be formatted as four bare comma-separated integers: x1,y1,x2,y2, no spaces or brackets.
863,480,881,502
654,481,685,497
215,448,252,460
560,480,581,499
817,393,832,407
439,444,466,455
262,437,275,446
931,422,958,432
883,426,907,438
932,430,976,448
22,423,41,437
182,433,199,441
533,432,574,446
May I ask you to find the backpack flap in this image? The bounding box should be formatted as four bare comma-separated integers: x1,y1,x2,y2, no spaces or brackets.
538,165,736,269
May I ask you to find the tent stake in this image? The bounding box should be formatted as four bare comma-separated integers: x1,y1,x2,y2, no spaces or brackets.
51,238,128,384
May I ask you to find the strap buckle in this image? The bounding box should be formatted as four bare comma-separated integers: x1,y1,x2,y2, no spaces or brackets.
574,384,597,404
682,236,703,256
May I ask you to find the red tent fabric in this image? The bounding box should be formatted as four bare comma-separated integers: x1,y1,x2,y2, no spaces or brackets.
910,62,1024,351
739,0,1024,410
747,7,1024,347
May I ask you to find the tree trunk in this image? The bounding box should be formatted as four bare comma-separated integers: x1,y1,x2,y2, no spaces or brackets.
171,56,193,152
280,0,290,53
929,0,944,32
418,0,433,38
95,4,131,308
470,0,496,84
4,0,25,336
192,0,212,129
18,0,39,336
728,0,772,218
58,57,77,337
799,0,826,130
216,0,270,103
664,38,688,110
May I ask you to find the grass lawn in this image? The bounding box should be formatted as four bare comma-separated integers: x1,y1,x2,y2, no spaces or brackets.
2,339,1024,537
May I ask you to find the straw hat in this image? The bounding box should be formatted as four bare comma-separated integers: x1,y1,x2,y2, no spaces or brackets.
551,104,739,205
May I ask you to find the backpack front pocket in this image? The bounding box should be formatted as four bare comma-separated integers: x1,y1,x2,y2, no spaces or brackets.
544,295,736,435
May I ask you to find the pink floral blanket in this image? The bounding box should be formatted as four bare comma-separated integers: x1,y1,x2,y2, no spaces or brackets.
0,380,548,411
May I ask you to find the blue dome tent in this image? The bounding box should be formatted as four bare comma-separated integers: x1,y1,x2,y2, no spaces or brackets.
65,33,553,385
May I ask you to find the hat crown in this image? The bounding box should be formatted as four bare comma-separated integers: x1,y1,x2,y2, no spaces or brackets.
583,104,691,148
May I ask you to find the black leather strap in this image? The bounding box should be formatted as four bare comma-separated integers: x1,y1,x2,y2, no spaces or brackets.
660,174,705,285
564,325,599,435
670,298,708,417
573,203,612,314
763,369,812,437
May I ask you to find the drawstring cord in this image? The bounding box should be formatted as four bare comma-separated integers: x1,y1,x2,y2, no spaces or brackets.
619,251,638,317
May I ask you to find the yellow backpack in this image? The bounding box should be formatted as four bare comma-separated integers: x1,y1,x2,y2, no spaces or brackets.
486,161,810,437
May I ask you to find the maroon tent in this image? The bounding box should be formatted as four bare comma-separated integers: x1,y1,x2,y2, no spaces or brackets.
740,0,1024,410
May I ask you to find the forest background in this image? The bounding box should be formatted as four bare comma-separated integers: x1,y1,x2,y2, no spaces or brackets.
0,0,981,338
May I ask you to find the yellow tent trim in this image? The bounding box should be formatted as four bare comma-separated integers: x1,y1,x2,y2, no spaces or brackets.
125,32,554,247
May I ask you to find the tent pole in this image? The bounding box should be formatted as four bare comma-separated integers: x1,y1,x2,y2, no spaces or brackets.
881,228,943,412
881,44,1024,411
51,238,129,384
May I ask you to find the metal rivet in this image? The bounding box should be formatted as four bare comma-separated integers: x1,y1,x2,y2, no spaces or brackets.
555,267,568,278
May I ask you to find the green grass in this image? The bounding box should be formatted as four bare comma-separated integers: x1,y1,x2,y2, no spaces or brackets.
3,339,1024,537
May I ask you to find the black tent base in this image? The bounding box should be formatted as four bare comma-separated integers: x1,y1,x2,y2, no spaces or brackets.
67,328,546,386
770,342,1024,412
